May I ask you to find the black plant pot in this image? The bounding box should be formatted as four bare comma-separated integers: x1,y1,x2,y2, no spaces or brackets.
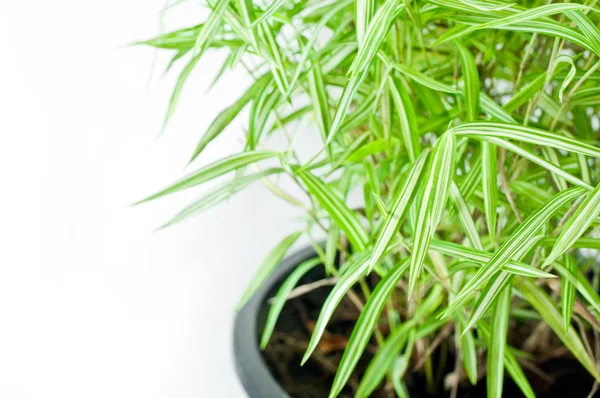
232,246,598,398
233,245,316,398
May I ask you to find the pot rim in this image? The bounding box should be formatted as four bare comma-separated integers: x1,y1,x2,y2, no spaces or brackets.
233,244,318,398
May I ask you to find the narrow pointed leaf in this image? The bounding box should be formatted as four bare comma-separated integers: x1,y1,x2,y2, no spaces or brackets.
384,58,460,94
389,76,421,161
355,0,374,44
250,0,288,27
478,322,536,398
330,259,410,397
370,150,429,271
544,181,600,266
451,122,600,158
348,0,402,77
193,0,230,55
308,60,332,147
355,285,444,398
354,321,412,398
445,187,585,315
465,272,512,332
562,256,576,331
136,150,279,204
552,261,600,315
162,54,201,131
482,142,498,241
553,54,576,103
459,320,478,384
161,167,283,227
457,42,480,122
297,169,369,250
409,132,456,294
190,73,270,161
260,257,321,348
302,253,370,364
484,137,592,190
487,285,511,398
258,22,289,94
237,231,302,309
432,240,554,279
449,182,483,250
435,3,591,46
238,0,260,50
520,279,600,381
326,69,369,145
566,11,600,55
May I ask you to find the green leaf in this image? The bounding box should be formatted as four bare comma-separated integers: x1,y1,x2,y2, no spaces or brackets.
544,181,600,266
162,53,201,133
308,60,332,148
478,322,536,398
487,285,511,398
160,167,283,228
260,257,321,348
487,137,592,190
561,256,576,331
459,320,478,384
296,169,369,250
330,259,410,397
553,54,576,103
302,252,370,365
552,261,600,315
466,271,512,332
539,236,600,250
348,0,402,77
481,93,515,123
325,224,339,276
571,87,600,106
354,321,412,398
444,187,585,318
248,83,281,149
370,150,429,271
236,231,302,309
284,0,354,100
258,21,290,94
238,0,260,51
482,142,498,242
450,272,478,385
383,57,460,94
434,240,554,279
520,279,600,381
355,285,444,398
503,72,547,113
355,0,374,44
409,132,456,295
193,0,231,55
388,76,421,161
137,24,202,50
326,68,369,145
566,11,600,55
189,74,270,162
449,182,483,250
451,121,600,158
435,3,592,46
136,150,280,204
457,42,480,122
250,0,288,27
457,0,515,11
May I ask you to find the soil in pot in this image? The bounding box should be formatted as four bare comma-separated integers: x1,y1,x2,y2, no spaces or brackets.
258,259,599,398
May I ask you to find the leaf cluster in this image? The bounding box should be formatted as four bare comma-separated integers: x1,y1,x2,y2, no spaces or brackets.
138,0,600,396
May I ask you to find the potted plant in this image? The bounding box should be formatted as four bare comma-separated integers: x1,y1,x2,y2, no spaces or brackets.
137,0,600,397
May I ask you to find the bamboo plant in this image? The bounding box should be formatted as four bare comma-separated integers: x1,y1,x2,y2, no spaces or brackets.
137,0,600,396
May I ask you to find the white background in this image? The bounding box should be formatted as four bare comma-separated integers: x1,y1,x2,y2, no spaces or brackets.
0,1,317,397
